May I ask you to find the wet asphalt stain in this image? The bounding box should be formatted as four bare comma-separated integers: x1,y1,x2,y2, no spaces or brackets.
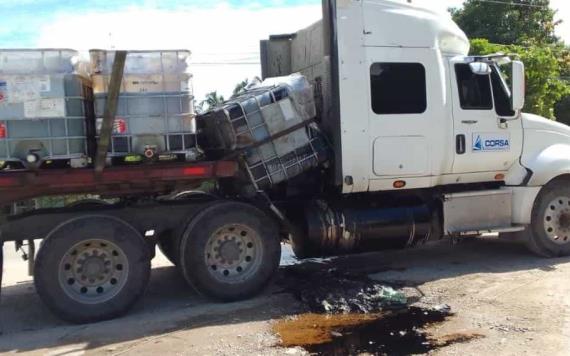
274,259,483,355
275,307,460,355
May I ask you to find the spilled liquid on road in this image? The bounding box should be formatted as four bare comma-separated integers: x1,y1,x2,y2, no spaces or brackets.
276,247,484,354
275,307,463,355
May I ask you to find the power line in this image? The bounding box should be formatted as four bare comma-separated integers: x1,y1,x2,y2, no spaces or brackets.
472,0,549,9
191,62,261,65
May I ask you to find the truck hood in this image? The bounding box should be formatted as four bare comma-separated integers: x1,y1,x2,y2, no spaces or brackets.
522,112,570,137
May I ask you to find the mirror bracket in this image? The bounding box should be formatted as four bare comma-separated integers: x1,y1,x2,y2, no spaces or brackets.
469,62,492,76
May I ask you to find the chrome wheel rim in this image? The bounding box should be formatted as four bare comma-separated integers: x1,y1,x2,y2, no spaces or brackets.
58,239,129,304
543,196,570,245
205,224,263,283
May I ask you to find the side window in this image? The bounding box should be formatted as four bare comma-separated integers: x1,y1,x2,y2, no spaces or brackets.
491,67,516,117
370,63,427,115
455,64,493,110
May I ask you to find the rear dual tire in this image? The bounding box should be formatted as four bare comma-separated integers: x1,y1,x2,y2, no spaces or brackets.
157,191,219,266
33,202,280,323
34,216,151,324
179,202,281,302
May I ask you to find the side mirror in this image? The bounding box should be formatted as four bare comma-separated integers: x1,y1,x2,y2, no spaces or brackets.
511,61,525,111
469,62,492,76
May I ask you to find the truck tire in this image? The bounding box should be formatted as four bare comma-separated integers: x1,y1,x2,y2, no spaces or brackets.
157,190,218,266
179,202,280,302
157,192,219,266
34,216,151,323
527,181,570,257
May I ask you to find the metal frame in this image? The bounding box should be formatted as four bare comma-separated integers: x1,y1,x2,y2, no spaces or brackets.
92,50,196,159
0,72,94,165
0,198,220,244
0,160,237,206
215,86,326,189
95,92,196,157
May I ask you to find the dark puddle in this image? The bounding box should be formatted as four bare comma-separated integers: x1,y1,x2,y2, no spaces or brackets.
273,307,478,356
275,257,483,355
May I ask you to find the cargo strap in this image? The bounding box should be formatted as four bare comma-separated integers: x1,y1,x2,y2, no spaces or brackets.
95,51,127,174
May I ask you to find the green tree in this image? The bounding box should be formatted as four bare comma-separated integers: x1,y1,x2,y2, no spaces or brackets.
451,0,560,45
233,79,250,97
198,91,225,113
470,39,570,118
232,77,262,98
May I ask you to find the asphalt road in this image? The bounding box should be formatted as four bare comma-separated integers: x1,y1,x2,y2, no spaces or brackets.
1,238,570,355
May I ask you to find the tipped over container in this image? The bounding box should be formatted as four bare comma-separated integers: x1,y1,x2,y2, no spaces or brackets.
198,74,328,188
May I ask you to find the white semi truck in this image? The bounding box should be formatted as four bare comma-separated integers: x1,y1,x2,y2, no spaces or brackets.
1,0,570,323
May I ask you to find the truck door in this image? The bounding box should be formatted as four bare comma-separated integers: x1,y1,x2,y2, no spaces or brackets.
367,48,438,179
450,60,523,174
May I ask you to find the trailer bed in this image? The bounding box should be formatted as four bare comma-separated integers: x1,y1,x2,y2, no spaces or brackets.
0,161,238,206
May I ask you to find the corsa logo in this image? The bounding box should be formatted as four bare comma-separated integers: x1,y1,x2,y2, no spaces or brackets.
473,133,510,152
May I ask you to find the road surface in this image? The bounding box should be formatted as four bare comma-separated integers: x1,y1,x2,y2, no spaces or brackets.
1,237,570,355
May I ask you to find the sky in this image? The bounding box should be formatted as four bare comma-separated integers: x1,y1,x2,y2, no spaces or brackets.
0,0,568,101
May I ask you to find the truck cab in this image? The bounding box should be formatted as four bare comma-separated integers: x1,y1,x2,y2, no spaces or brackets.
262,0,570,256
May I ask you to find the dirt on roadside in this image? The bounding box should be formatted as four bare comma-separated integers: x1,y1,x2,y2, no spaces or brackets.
1,237,570,356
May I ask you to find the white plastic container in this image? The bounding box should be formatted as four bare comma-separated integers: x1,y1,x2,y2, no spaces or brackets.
89,50,198,162
90,50,190,76
0,49,80,75
0,49,92,169
198,74,326,188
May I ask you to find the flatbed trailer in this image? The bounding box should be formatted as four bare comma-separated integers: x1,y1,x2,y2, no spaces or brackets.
0,50,287,323
0,158,286,323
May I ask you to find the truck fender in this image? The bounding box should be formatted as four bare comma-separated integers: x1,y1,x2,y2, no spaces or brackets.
522,144,570,187
508,144,570,225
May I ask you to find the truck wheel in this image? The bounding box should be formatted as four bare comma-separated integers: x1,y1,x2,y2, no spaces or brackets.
527,181,570,257
157,192,219,266
179,202,280,302
34,216,151,323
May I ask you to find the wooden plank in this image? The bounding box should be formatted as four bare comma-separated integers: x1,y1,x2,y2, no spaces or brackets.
95,51,127,174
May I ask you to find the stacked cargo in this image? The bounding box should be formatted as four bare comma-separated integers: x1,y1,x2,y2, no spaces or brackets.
0,49,93,169
198,74,328,188
0,48,326,188
90,50,199,163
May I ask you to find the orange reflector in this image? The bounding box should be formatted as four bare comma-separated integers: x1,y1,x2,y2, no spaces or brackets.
183,166,208,176
393,180,406,189
0,123,6,139
495,173,505,181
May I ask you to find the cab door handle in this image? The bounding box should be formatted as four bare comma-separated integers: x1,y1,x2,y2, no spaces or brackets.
456,134,466,154
461,120,478,124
